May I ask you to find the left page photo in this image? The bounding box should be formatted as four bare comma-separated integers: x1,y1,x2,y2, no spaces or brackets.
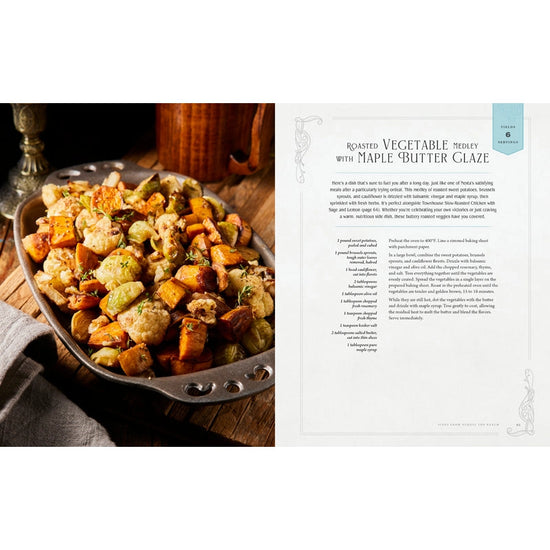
0,103,275,446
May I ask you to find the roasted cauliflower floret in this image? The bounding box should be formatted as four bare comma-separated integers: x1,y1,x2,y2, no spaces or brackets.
47,196,83,218
226,269,274,319
186,297,217,325
143,252,172,283
247,265,275,298
43,247,77,288
88,314,111,334
117,297,170,346
42,183,64,209
82,216,123,256
75,208,99,238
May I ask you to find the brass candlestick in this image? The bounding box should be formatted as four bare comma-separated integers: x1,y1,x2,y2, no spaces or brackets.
0,103,51,219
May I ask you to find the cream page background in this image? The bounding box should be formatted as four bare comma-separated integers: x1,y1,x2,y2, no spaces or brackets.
276,103,550,445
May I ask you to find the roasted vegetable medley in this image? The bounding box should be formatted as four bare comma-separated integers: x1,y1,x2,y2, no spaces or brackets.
23,171,275,378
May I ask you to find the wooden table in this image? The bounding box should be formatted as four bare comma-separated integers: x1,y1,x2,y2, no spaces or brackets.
0,144,275,446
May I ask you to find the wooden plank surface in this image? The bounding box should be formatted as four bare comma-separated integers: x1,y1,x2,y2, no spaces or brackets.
0,146,275,447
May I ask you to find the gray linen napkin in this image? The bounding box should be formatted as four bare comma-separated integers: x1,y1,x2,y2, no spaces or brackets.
0,301,115,446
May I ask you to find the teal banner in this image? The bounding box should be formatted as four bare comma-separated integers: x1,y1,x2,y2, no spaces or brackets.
493,103,524,155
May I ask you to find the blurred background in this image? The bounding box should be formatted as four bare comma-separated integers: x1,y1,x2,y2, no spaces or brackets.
0,103,156,177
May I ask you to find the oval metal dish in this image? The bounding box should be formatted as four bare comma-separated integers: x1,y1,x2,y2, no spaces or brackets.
14,160,275,404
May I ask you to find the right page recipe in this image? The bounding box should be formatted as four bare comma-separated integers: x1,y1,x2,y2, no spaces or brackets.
276,103,550,445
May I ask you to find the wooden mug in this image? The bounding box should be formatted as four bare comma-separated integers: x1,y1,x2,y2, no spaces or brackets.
156,103,274,182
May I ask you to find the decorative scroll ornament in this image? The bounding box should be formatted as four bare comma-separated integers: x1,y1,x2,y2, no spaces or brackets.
507,369,534,436
295,116,322,183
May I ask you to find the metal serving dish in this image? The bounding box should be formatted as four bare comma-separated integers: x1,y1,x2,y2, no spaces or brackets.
14,160,275,404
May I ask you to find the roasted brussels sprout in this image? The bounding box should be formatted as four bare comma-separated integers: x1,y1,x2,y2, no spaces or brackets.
217,221,239,247
96,254,142,290
213,343,247,366
134,173,161,200
102,281,145,317
127,220,158,243
204,196,225,221
90,347,121,367
181,177,202,199
71,309,98,343
241,318,274,355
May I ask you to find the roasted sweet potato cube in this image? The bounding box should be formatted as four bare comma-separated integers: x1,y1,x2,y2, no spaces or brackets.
75,243,99,278
156,278,189,310
217,306,253,342
88,321,129,349
189,197,214,221
224,213,243,231
91,185,123,216
48,216,77,248
164,310,187,341
183,213,200,226
22,232,50,263
171,348,213,375
236,219,252,246
179,317,208,360
210,244,244,266
185,223,206,241
145,192,166,215
155,344,180,374
99,294,115,320
202,217,224,245
212,262,229,292
224,214,252,245
190,233,212,258
118,343,153,376
68,293,101,311
174,265,218,293
79,278,108,295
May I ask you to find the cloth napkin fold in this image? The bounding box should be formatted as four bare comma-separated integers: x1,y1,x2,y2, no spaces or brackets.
0,301,115,446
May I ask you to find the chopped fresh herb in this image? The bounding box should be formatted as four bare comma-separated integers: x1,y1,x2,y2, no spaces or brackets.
87,348,95,357
93,207,113,221
80,268,95,281
185,323,195,332
88,290,99,297
78,197,89,209
237,285,253,305
117,236,127,248
185,250,196,262
62,189,71,198
229,248,237,253
120,260,129,268
113,211,134,222
198,257,211,266
137,294,152,315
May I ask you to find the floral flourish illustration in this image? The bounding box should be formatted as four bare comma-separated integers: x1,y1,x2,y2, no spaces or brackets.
295,116,322,183
507,369,534,436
